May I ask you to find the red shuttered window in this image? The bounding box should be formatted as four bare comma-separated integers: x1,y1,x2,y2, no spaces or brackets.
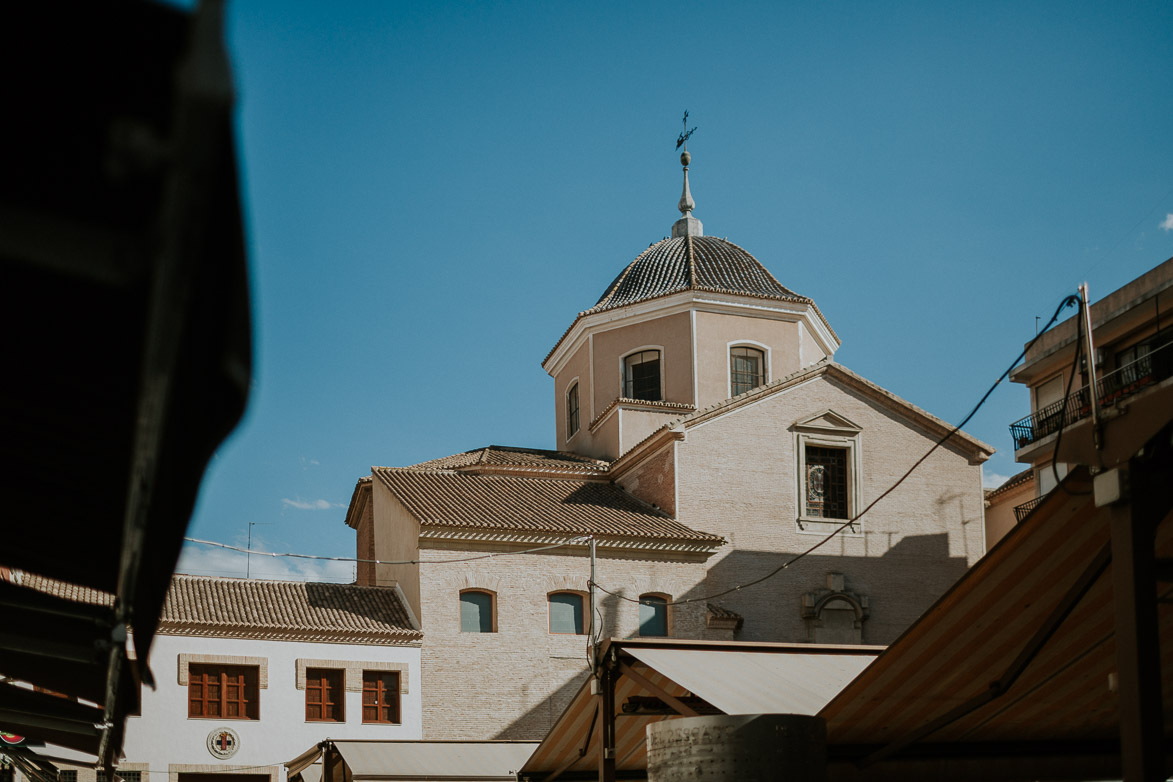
305,668,344,722
361,671,400,724
188,664,259,720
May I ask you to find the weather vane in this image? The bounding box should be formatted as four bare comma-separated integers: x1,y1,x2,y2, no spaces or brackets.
676,110,697,151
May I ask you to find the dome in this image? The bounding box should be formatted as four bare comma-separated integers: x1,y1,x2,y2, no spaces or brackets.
589,235,812,314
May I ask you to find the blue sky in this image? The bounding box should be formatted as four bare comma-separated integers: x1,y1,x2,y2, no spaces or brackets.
179,0,1173,581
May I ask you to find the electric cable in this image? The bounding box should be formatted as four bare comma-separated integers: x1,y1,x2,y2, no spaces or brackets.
591,292,1082,608
182,535,590,566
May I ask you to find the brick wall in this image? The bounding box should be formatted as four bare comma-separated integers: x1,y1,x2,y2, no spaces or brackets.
675,373,985,644
416,544,708,740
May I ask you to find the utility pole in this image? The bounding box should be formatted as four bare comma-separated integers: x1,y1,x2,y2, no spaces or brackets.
1079,283,1102,452
588,536,597,670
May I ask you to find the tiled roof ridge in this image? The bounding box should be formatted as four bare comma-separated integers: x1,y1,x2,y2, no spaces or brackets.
593,239,661,308
986,467,1034,499
404,445,610,473
611,357,993,468
685,234,697,289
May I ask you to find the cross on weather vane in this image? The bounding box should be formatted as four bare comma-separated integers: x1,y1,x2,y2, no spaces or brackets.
676,110,697,151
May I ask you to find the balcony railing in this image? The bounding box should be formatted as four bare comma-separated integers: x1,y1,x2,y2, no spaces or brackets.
1013,496,1046,522
1009,332,1173,451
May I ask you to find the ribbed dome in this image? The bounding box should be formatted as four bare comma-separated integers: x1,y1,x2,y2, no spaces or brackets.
589,235,811,313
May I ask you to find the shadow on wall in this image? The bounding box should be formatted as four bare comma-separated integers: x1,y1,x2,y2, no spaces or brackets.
491,533,968,740
692,533,969,644
303,581,403,625
492,590,620,740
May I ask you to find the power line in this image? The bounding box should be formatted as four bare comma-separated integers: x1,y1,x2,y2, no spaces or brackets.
592,291,1082,608
182,535,591,565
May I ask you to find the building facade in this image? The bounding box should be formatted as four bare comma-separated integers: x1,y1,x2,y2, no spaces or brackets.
13,574,422,782
1003,256,1173,544
346,154,993,740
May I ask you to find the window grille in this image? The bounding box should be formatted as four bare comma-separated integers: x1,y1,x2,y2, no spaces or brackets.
805,446,848,519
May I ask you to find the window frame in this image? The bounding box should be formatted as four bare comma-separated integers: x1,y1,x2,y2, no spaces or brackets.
459,588,498,633
620,346,664,402
793,413,863,535
187,663,260,720
304,667,344,723
361,670,401,725
547,590,588,635
727,341,769,398
565,379,581,441
638,593,671,637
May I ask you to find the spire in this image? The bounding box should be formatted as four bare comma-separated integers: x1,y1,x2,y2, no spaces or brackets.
672,112,702,238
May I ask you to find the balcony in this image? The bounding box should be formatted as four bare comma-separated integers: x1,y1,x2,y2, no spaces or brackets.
1013,496,1046,523
1010,332,1173,452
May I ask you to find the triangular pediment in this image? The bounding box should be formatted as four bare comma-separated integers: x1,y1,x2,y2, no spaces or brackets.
792,409,861,434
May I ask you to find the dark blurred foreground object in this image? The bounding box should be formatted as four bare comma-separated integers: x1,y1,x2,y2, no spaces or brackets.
0,0,251,772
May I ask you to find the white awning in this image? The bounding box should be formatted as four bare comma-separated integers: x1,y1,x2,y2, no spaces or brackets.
624,646,875,715
331,740,539,781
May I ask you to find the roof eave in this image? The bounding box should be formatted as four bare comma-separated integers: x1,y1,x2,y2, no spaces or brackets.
543,289,839,377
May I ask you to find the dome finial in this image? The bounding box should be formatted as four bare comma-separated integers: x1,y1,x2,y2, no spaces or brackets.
672,111,703,238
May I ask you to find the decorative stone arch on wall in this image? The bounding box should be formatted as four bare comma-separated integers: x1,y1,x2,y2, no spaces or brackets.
458,573,503,593
546,573,587,593
801,573,869,645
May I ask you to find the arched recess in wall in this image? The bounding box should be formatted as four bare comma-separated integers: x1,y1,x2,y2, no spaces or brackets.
459,588,497,633
638,593,670,637
801,588,868,645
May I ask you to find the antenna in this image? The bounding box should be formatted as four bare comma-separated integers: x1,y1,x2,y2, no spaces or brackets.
246,521,273,578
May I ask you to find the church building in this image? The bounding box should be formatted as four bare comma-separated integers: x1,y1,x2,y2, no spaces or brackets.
343,147,993,740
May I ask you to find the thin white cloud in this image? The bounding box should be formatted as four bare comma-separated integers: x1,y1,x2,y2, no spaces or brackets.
281,497,341,510
175,543,355,583
1161,213,1173,232
983,471,1012,490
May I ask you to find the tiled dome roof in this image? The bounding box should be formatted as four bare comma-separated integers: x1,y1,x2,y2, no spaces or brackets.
588,235,811,313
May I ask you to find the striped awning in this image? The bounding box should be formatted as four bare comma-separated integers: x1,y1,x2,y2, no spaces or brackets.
818,467,1173,773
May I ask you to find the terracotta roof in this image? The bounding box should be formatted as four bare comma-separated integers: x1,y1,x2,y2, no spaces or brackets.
408,445,609,474
373,467,722,546
590,236,810,313
985,467,1034,499
706,603,743,620
159,574,420,642
8,570,114,607
18,572,420,643
545,235,838,367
